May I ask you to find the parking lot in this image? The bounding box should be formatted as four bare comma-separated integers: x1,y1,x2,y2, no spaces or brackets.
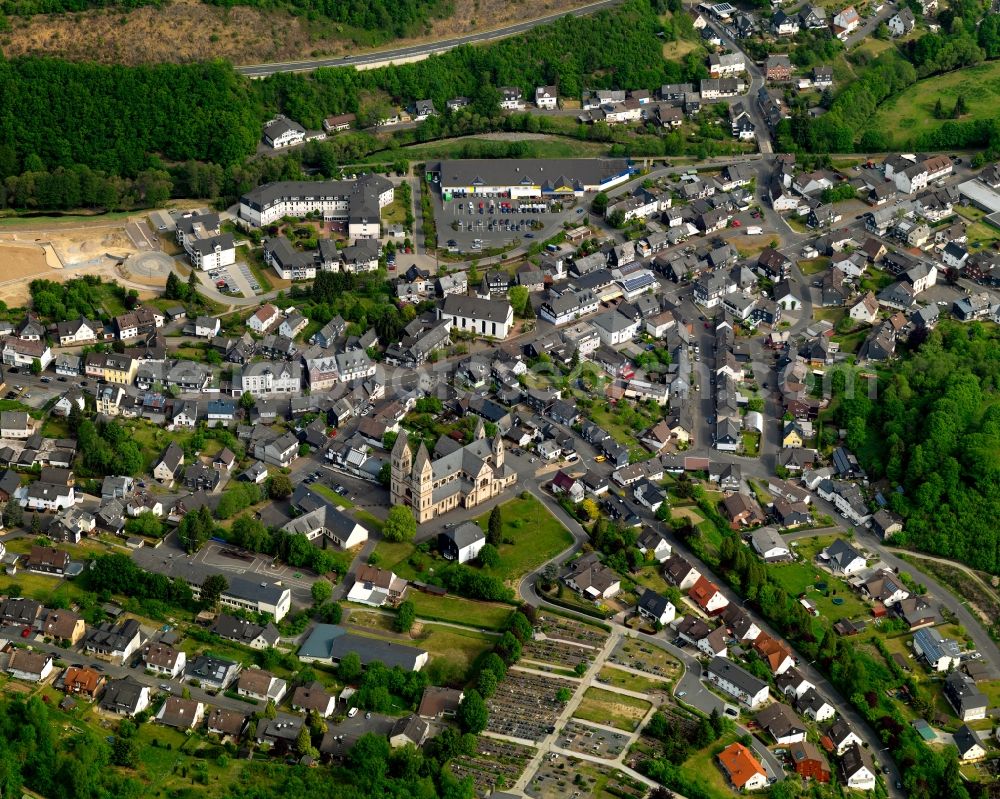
487,670,574,742
434,193,580,253
557,720,629,760
206,261,259,298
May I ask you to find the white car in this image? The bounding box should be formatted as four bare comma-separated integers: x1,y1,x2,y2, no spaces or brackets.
348,707,358,718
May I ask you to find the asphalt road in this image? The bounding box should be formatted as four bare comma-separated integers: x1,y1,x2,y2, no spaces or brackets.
235,0,626,77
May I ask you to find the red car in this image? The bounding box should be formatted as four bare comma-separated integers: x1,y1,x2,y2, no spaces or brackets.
21,627,30,638
731,219,741,227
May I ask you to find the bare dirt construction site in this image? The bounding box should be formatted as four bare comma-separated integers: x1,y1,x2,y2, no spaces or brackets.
0,217,163,307
0,0,596,65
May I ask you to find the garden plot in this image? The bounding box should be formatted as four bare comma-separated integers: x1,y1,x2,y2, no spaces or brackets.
572,687,652,732
487,670,576,742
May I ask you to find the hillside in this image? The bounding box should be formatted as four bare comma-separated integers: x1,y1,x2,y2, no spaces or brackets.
833,321,1000,573
0,0,604,65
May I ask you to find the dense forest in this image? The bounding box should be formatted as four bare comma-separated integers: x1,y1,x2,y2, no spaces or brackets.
0,58,259,176
0,0,156,13
833,322,1000,573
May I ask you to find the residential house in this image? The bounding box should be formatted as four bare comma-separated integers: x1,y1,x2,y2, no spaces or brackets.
292,681,337,717
913,627,963,671
944,671,988,722
237,668,288,703
751,527,791,561
706,657,769,708
954,725,987,762
723,492,766,528
346,565,409,607
718,743,767,792
789,741,831,783
390,715,430,749
832,5,860,39
212,614,281,650
25,545,70,575
187,655,241,690
153,442,184,484
438,521,487,564
84,618,143,663
689,575,729,615
757,703,807,745
841,743,876,790
636,588,676,626
62,666,106,699
664,554,701,590
820,539,866,574
142,643,187,678
798,687,836,721
99,677,150,716
888,7,916,35
8,650,54,683
39,609,86,645
564,552,621,600
156,697,205,731
753,632,796,675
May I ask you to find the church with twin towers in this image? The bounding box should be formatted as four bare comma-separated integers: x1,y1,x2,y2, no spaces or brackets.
390,419,518,523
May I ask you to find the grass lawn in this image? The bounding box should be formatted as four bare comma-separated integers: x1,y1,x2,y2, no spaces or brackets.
834,328,869,356
873,60,1000,145
584,403,659,452
677,733,741,799
741,431,760,457
955,206,999,248
572,687,652,732
768,559,869,622
799,256,831,276
597,666,669,695
0,571,89,605
407,591,513,630
389,135,609,162
814,307,846,324
416,624,496,674
859,270,897,294
355,510,384,533
631,566,671,596
663,38,700,59
381,195,411,228
475,495,574,586
312,482,354,508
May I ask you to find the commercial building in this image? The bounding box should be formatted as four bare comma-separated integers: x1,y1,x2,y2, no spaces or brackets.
430,158,634,199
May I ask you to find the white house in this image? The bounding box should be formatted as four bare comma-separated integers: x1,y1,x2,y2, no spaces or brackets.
142,643,187,679
841,743,876,791
750,527,791,561
591,310,640,347
56,317,98,346
636,589,676,626
248,304,281,334
499,87,525,110
832,5,860,39
438,522,487,564
849,292,880,324
194,316,221,338
7,650,54,683
706,656,770,708
535,85,558,109
819,538,867,575
439,296,513,340
263,116,306,149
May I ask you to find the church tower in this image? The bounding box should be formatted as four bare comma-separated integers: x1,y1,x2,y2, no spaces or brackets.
411,442,433,521
492,433,504,470
473,417,486,440
390,430,412,506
